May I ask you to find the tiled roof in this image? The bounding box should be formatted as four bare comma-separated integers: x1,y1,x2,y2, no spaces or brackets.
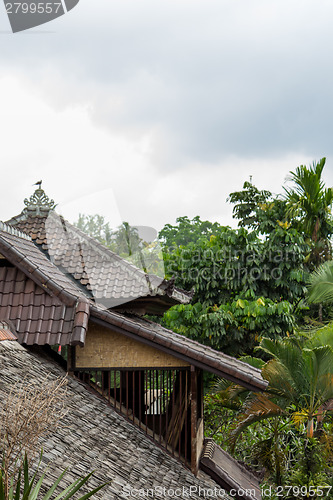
0,230,90,346
0,266,77,345
0,340,229,499
7,212,192,309
201,439,262,500
0,228,90,303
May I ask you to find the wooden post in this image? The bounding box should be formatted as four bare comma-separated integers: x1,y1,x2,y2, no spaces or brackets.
67,346,75,373
190,365,198,475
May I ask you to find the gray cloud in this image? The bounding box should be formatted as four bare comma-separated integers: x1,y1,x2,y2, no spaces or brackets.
0,0,332,232
2,0,333,170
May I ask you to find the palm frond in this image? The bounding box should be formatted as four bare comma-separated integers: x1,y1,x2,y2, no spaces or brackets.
305,323,333,349
262,359,300,401
239,355,265,370
210,379,251,411
229,393,285,450
308,261,333,304
258,338,307,397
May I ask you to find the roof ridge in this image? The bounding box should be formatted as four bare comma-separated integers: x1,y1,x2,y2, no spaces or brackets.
0,221,31,241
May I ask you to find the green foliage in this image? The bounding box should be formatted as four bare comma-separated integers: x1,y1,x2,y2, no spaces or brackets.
287,438,329,490
158,216,223,249
204,384,287,483
74,215,165,276
160,210,309,357
227,180,291,235
227,181,273,231
161,222,308,353
237,333,333,484
75,215,144,256
284,158,333,241
254,198,290,235
204,392,270,463
111,221,142,257
257,332,333,416
163,225,309,308
163,298,296,356
0,452,108,500
204,394,236,448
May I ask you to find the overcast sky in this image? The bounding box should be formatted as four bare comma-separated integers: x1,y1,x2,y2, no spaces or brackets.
1,0,333,234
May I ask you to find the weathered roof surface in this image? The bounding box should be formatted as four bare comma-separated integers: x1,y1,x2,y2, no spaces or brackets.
201,439,262,500
91,306,268,392
7,212,191,310
0,340,230,499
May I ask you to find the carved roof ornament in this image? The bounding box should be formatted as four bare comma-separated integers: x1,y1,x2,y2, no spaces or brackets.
23,181,57,216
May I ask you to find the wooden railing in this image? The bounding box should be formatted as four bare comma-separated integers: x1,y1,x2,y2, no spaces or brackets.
74,367,192,468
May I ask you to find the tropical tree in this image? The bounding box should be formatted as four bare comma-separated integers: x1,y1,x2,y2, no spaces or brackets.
228,180,287,234
161,222,308,355
236,335,333,438
163,225,308,307
112,221,142,257
284,158,333,265
158,216,223,250
75,214,113,248
163,298,296,357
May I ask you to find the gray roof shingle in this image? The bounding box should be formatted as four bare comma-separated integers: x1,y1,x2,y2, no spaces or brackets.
0,340,230,499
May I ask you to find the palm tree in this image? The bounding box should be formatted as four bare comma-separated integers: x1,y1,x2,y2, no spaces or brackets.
211,356,287,485
218,334,333,485
112,222,142,257
231,335,333,441
284,158,333,265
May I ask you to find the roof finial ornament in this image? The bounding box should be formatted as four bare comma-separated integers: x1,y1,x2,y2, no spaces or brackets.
23,181,56,216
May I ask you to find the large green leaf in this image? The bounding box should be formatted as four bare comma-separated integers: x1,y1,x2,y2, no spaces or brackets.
308,261,333,304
